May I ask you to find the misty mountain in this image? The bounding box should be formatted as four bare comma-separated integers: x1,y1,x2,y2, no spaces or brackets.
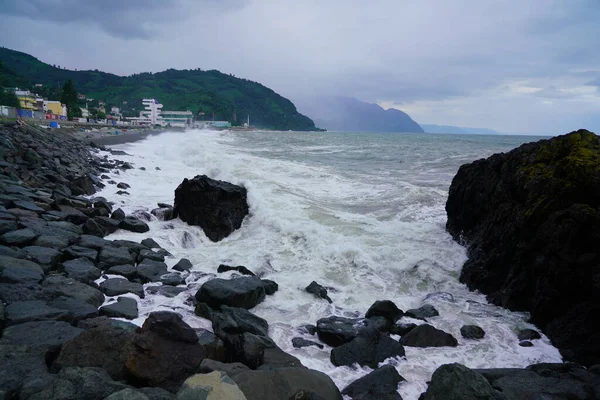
421,124,499,135
294,96,424,133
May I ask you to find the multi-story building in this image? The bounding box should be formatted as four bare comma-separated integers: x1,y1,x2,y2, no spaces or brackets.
43,100,67,116
161,110,193,127
15,90,36,110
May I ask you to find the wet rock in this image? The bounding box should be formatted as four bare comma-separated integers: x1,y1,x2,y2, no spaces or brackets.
517,328,541,341
160,272,185,286
0,255,44,284
107,264,137,279
519,341,533,347
421,363,507,400
0,228,38,246
461,325,486,339
198,359,250,377
232,367,342,400
34,234,69,249
120,217,150,233
0,342,49,395
100,278,145,298
261,279,278,295
390,322,417,336
100,297,139,320
111,208,126,221
399,324,458,347
292,337,324,349
300,324,317,336
62,245,98,262
316,316,361,347
211,305,270,339
141,238,161,249
82,218,106,237
105,388,150,400
330,327,406,368
342,364,405,400
196,276,266,309
151,207,173,221
196,329,227,362
77,234,113,250
117,182,131,189
23,246,60,271
53,323,136,380
177,371,247,400
42,275,105,307
142,311,198,344
138,249,165,262
11,200,45,212
173,175,249,242
4,300,69,325
137,259,168,283
116,190,130,195
173,258,193,272
0,220,18,235
58,205,89,225
48,297,99,323
145,285,186,298
218,264,255,276
99,246,136,267
405,304,439,320
305,281,332,303
62,257,102,283
365,300,404,325
0,320,83,350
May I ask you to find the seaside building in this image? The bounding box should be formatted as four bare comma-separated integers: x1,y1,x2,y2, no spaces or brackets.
161,110,193,127
193,121,232,129
142,98,163,125
15,90,36,110
43,100,67,116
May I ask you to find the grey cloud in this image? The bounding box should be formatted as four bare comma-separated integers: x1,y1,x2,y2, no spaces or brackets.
0,0,247,39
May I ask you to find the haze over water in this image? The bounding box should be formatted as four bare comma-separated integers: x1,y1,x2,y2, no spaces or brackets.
97,130,561,399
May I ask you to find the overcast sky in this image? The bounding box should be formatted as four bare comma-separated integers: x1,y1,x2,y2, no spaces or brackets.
1,0,599,134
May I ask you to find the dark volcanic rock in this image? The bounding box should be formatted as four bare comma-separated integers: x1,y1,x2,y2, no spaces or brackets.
5,300,69,325
261,279,278,295
111,208,126,221
1,320,83,349
330,327,406,368
305,281,332,303
107,264,137,279
405,304,439,320
62,257,102,283
195,276,266,309
365,300,404,324
145,285,186,298
342,364,404,400
119,217,150,233
445,129,600,366
390,322,417,336
137,259,168,283
400,324,458,348
141,237,161,249
99,246,135,267
48,297,99,323
421,363,508,400
518,328,541,341
142,311,198,344
173,175,249,242
62,245,98,262
172,258,193,272
292,337,324,349
461,325,486,339
316,316,361,347
42,275,105,307
0,255,44,284
217,264,255,276
22,245,61,269
100,297,139,319
159,272,185,286
100,278,145,298
0,228,37,246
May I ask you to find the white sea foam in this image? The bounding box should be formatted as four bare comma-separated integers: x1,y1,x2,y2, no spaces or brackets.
96,129,561,400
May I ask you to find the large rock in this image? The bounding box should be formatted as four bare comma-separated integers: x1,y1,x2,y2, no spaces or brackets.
5,300,69,325
365,300,404,325
316,316,361,347
0,320,83,351
120,217,150,233
177,372,247,400
137,259,169,283
196,277,266,309
421,363,508,400
173,175,249,242
0,255,44,284
0,344,49,396
445,130,600,366
99,246,136,267
142,311,198,344
62,257,102,283
48,297,99,323
100,278,145,298
0,228,38,246
342,364,404,400
100,297,139,320
232,367,342,400
399,324,458,348
53,323,137,380
330,327,406,368
42,274,105,307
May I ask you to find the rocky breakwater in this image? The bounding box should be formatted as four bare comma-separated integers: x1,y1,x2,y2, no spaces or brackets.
446,129,600,366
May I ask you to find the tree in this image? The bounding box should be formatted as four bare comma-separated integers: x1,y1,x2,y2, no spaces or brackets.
0,90,20,108
60,79,82,120
96,111,106,120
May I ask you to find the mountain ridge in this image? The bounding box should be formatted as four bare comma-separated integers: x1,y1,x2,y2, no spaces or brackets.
0,47,317,130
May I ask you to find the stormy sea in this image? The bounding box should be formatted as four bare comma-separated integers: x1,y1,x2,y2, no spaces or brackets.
95,129,562,399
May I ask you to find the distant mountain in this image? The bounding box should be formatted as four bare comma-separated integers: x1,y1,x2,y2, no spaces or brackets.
421,124,499,135
294,96,424,133
0,47,317,131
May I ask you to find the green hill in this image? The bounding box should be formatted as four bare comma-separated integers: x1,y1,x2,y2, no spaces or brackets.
0,47,317,130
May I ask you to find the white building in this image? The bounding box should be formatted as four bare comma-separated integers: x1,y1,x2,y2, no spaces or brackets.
142,98,163,125
161,110,193,127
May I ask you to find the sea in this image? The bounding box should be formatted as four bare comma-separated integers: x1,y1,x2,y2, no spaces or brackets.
95,129,562,399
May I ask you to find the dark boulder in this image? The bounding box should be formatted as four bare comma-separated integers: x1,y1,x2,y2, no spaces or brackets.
119,217,150,233
292,337,324,349
138,249,165,262
82,218,106,237
400,324,458,347
365,300,404,324
0,228,38,246
390,323,417,336
42,275,105,307
100,278,145,298
94,216,120,234
330,327,406,368
77,234,113,250
159,272,185,286
142,311,198,344
261,279,279,295
196,329,227,362
141,238,161,249
62,245,98,262
107,264,137,279
461,325,486,339
62,257,102,283
99,297,139,320
0,255,44,284
0,342,49,396
172,258,193,272
445,130,600,366
517,328,541,341
98,246,135,267
342,364,404,400
145,285,186,298
217,264,255,276
4,300,69,325
232,367,342,400
48,297,99,323
111,208,126,221
316,316,361,347
211,305,270,338
195,277,266,309
53,323,137,380
173,175,249,242
421,363,508,400
405,304,439,320
305,281,332,303
0,320,83,350
22,245,61,270
136,259,168,283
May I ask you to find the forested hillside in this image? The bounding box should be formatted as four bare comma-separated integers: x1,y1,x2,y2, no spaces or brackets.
0,47,317,130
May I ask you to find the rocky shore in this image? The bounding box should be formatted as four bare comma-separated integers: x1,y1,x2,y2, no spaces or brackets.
1,122,599,399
